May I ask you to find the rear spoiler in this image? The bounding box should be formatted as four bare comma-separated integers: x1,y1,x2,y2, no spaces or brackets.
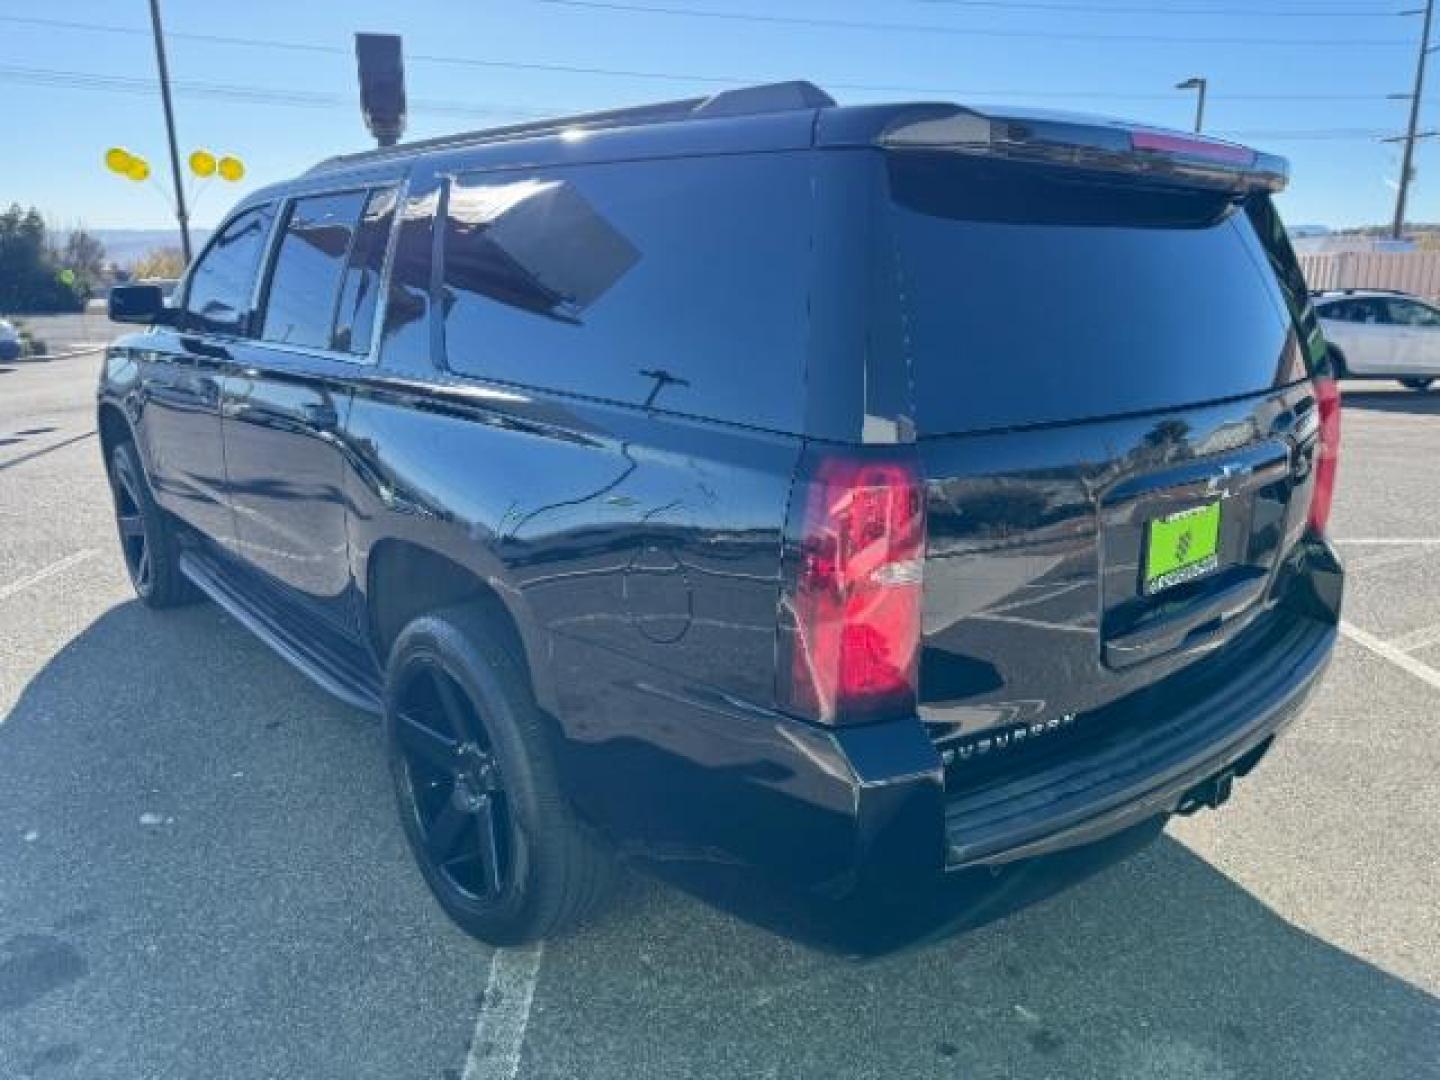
850,105,1288,194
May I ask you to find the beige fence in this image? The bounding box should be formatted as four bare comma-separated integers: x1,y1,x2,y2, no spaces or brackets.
1297,250,1440,301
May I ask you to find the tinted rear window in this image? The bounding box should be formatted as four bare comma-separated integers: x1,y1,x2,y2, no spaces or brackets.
887,153,1302,435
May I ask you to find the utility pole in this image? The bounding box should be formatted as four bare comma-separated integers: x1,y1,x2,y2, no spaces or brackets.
1392,0,1435,241
1176,77,1207,133
147,0,192,263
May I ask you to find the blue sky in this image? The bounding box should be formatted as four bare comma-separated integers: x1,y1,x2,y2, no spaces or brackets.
3,0,1432,231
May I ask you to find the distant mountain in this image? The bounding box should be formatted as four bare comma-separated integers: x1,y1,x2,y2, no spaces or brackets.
88,229,213,268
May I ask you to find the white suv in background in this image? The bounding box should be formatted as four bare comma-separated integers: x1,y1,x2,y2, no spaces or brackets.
1313,289,1440,391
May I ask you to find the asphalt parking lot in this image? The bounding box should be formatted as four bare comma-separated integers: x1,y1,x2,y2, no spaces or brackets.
2,345,1437,1079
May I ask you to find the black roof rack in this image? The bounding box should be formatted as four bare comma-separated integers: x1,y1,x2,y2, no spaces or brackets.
307,80,835,175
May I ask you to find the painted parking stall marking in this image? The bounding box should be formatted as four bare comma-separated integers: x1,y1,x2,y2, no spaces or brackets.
0,549,99,603
462,943,545,1080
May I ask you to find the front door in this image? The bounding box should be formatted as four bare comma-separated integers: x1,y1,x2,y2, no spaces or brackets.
138,203,276,549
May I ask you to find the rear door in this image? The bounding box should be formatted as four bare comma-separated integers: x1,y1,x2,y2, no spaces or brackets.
1384,297,1440,375
878,151,1324,752
220,184,398,634
1341,298,1396,374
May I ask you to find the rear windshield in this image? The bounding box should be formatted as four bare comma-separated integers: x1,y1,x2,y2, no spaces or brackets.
886,153,1305,435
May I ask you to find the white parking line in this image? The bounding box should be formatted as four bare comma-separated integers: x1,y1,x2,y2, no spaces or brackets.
1340,620,1440,695
0,549,99,602
462,943,544,1080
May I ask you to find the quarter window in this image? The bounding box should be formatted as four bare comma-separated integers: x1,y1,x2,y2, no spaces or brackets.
438,155,813,431
261,190,368,349
183,204,275,335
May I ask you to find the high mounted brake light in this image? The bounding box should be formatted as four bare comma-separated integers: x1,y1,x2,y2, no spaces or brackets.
779,453,925,725
1129,129,1254,166
876,106,1288,193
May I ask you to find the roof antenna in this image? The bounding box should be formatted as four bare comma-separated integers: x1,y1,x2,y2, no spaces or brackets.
355,33,407,148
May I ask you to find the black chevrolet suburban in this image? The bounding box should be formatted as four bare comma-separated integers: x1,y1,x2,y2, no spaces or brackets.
101,81,1343,945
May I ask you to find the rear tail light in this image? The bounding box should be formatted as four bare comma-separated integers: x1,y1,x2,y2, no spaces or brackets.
1307,376,1341,534
780,453,925,724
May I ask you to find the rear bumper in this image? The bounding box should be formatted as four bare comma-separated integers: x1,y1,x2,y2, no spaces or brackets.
582,539,1340,900
940,612,1333,870
786,536,1339,896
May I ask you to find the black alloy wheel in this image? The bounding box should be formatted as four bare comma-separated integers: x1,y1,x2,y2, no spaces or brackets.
392,659,515,901
111,448,154,596
384,609,616,944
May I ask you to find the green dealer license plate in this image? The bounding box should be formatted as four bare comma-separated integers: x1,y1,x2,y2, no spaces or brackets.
1144,502,1223,595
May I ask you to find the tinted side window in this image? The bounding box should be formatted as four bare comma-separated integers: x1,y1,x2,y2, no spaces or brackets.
333,187,397,355
1352,300,1385,324
184,204,275,335
439,154,812,431
261,190,367,349
1319,301,1354,322
379,188,438,372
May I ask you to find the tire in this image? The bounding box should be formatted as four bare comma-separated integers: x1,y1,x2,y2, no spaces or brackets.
384,607,616,944
1400,377,1434,392
106,439,196,608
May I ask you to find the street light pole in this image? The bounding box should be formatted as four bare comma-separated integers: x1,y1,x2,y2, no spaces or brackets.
147,0,192,263
1392,0,1435,241
1176,77,1207,133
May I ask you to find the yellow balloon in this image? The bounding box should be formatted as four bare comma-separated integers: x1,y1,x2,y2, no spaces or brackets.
217,156,245,182
188,149,217,177
126,158,151,183
105,147,134,175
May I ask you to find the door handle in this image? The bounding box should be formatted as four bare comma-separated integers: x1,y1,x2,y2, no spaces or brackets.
179,335,232,363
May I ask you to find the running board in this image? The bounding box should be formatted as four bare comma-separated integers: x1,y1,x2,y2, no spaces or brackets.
179,550,384,715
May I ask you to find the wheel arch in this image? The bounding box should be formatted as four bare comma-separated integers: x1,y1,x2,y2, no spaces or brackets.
97,399,134,463
364,538,555,714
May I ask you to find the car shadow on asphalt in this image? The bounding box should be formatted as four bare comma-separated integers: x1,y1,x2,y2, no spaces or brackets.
1342,387,1440,415
4,600,1438,1080
540,836,1440,1079
0,600,489,1080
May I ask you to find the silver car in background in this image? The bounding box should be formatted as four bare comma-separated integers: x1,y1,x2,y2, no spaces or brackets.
1314,289,1440,391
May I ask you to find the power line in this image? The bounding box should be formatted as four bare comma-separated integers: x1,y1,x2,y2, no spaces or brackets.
0,65,539,120
905,0,1404,16
1,63,1426,144
531,0,1413,44
0,15,1423,104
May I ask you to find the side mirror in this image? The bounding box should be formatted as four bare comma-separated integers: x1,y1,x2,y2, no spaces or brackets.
109,284,176,326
